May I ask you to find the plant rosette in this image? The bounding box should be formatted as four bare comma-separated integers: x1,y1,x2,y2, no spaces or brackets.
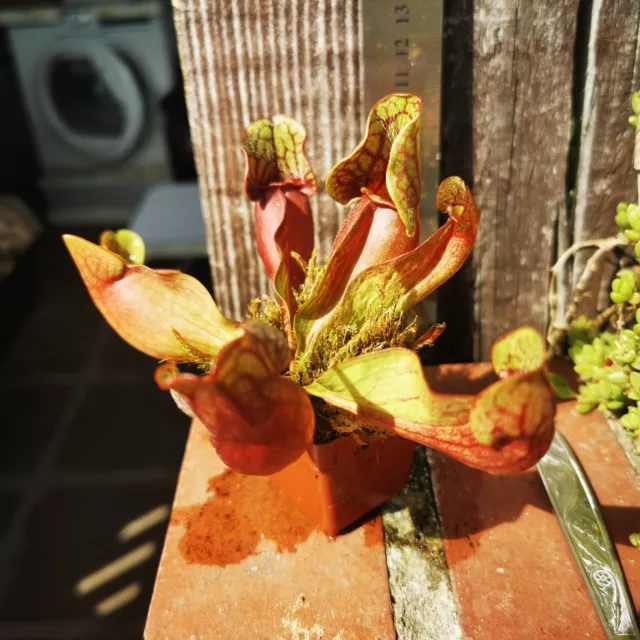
64,94,556,535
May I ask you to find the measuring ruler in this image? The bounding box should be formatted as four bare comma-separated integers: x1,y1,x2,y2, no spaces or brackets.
363,0,443,240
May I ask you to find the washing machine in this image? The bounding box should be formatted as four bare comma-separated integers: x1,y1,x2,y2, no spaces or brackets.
4,1,176,222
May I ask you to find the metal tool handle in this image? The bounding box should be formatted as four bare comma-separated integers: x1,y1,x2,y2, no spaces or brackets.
537,431,640,639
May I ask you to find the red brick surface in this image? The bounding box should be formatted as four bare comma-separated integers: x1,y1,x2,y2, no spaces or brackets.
145,422,396,640
146,364,640,639
429,363,640,640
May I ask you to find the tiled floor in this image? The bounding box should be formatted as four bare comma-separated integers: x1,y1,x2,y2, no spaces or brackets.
0,228,208,639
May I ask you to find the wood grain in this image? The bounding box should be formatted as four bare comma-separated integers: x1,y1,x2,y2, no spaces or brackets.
570,0,640,317
172,0,364,320
471,0,579,358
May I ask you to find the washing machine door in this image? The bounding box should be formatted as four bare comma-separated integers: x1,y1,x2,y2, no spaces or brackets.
36,40,145,164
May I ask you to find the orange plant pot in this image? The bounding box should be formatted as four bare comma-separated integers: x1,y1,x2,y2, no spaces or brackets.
271,434,416,536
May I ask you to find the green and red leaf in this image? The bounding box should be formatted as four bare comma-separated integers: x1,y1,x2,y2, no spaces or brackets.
242,116,317,200
293,197,376,354
490,325,547,378
331,177,478,329
305,337,555,474
252,184,314,287
243,116,316,289
330,203,420,282
156,322,314,475
326,94,423,237
64,235,240,361
415,322,446,349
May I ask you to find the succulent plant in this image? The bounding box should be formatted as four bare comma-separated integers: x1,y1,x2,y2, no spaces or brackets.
566,93,640,454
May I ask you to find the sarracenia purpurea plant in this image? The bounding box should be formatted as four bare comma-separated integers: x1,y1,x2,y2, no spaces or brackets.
64,94,556,476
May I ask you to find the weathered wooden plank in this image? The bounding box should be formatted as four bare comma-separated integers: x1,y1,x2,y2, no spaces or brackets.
175,0,596,360
172,0,364,319
470,0,579,359
569,0,640,316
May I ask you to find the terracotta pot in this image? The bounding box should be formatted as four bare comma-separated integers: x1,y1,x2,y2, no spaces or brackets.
271,433,416,536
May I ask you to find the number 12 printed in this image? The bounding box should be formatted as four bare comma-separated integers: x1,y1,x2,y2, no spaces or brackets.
394,4,410,87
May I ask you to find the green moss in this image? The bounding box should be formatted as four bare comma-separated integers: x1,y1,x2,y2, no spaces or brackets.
293,250,327,308
246,294,284,333
247,255,425,444
170,328,214,370
291,291,418,387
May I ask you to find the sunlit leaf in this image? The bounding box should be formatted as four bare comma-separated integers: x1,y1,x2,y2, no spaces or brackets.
273,218,297,345
490,326,547,377
305,345,555,474
293,197,376,354
99,229,145,265
156,323,313,475
242,115,317,200
330,203,420,282
254,187,314,287
387,113,422,236
244,116,316,288
305,348,468,425
64,235,240,361
216,320,292,378
468,372,555,446
331,177,478,330
326,94,423,236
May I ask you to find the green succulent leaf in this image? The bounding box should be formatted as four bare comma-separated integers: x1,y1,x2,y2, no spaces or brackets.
630,372,640,395
567,316,596,347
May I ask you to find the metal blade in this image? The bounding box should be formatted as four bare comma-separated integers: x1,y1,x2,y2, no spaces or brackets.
537,431,640,639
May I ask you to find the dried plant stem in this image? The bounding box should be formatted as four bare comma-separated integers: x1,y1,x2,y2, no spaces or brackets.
547,237,626,352
564,240,627,324
616,304,626,333
592,304,618,331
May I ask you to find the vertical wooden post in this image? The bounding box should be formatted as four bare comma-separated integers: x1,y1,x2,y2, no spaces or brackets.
173,0,365,320
569,1,640,316
470,0,580,359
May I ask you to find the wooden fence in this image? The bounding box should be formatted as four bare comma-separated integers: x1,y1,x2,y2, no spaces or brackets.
172,0,640,360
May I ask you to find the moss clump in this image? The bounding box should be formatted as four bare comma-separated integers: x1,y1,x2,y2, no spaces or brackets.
248,253,432,443
246,294,284,333
171,328,214,371
291,293,418,387
292,250,326,308
245,251,326,334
